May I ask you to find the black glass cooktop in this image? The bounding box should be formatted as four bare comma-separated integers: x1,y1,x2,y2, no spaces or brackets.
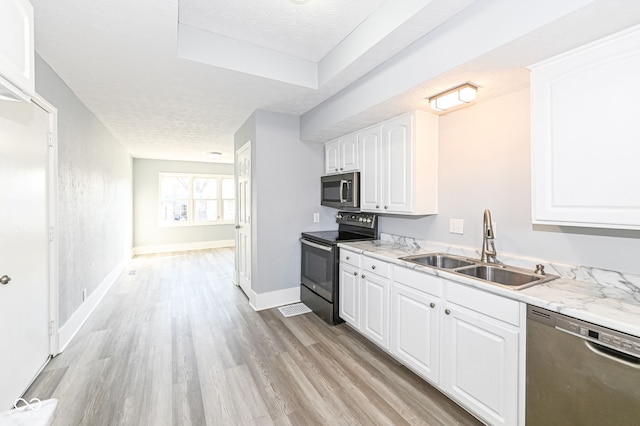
301,230,375,244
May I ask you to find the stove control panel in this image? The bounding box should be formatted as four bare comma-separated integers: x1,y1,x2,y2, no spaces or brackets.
336,212,377,228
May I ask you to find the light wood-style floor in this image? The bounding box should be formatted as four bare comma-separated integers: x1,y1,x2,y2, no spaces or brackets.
25,248,481,425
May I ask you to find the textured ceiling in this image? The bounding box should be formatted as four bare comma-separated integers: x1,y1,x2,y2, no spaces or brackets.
179,0,386,62
30,0,640,164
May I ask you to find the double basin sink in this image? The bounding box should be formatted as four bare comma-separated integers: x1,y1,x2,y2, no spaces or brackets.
399,253,558,290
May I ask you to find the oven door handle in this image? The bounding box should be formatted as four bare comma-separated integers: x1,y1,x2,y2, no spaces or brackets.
301,239,333,252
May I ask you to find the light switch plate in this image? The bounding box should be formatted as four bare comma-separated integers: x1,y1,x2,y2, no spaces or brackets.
450,219,464,234
313,213,320,223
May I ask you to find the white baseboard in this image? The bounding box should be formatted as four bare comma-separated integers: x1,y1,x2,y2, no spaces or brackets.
250,286,300,311
57,257,128,352
132,239,235,255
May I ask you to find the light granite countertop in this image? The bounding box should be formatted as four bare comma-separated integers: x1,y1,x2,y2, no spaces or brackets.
339,236,640,338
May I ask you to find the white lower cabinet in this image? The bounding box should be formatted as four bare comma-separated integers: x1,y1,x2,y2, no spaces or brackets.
339,252,524,425
360,272,390,349
339,263,361,329
338,251,390,350
441,299,520,426
390,281,440,383
339,249,362,329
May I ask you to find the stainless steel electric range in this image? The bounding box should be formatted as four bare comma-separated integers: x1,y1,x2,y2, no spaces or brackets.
300,212,378,325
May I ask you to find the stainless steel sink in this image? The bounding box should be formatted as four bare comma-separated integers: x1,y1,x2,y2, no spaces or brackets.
454,265,553,290
398,252,558,290
400,253,475,269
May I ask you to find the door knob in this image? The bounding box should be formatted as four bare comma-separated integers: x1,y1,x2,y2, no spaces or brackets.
0,275,11,285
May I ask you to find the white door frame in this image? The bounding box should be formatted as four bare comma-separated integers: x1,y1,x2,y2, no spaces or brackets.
31,94,60,356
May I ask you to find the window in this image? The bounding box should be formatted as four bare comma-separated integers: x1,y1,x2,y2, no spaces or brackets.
159,173,235,226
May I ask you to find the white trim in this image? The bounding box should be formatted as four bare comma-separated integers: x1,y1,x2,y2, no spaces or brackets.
30,94,60,356
132,239,235,255
250,286,300,311
58,257,128,352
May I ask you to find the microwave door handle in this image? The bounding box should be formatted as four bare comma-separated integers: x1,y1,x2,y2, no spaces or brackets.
340,179,347,203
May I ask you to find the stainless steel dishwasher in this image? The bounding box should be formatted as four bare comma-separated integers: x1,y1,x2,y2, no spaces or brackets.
526,305,640,425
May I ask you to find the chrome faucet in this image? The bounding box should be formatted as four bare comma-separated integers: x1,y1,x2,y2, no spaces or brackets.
480,209,497,263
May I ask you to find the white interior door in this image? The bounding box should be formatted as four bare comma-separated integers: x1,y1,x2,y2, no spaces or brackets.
235,142,252,298
0,99,51,408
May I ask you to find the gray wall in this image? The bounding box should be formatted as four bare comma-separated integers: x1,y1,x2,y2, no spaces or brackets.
378,88,640,275
132,158,235,248
235,110,335,295
35,55,133,326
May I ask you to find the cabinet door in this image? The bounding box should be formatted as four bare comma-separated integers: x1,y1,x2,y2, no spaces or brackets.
442,303,519,426
339,264,360,329
359,125,382,212
340,133,359,172
391,282,439,383
530,27,640,230
324,139,340,174
381,114,413,213
0,0,34,98
360,273,390,349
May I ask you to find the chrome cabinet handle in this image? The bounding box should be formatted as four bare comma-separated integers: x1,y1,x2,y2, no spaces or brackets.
361,274,365,279
346,256,350,260
445,309,451,315
0,275,11,285
376,204,380,209
371,265,376,270
384,205,388,209
430,303,435,308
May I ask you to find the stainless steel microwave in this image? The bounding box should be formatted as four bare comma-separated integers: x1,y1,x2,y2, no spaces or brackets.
321,172,360,210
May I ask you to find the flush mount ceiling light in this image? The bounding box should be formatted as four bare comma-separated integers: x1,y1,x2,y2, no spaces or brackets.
207,151,222,160
429,83,478,112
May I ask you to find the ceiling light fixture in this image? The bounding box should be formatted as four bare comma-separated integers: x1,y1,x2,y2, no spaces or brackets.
428,83,478,112
207,151,222,160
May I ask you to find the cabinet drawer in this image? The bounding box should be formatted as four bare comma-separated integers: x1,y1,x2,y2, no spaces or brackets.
362,256,390,278
393,265,440,297
445,281,520,326
340,249,361,268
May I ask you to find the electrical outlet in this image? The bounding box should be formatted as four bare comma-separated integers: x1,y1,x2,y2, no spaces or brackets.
83,288,87,302
449,219,464,234
313,212,320,223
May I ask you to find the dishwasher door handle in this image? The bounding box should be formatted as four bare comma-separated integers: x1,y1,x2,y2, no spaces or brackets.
585,341,640,369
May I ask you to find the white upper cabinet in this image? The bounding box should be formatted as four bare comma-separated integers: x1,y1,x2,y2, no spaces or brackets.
360,111,438,215
359,125,382,211
529,26,640,230
324,133,358,175
0,0,35,102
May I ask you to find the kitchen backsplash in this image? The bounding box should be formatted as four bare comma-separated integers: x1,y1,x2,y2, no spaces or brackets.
379,232,640,300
